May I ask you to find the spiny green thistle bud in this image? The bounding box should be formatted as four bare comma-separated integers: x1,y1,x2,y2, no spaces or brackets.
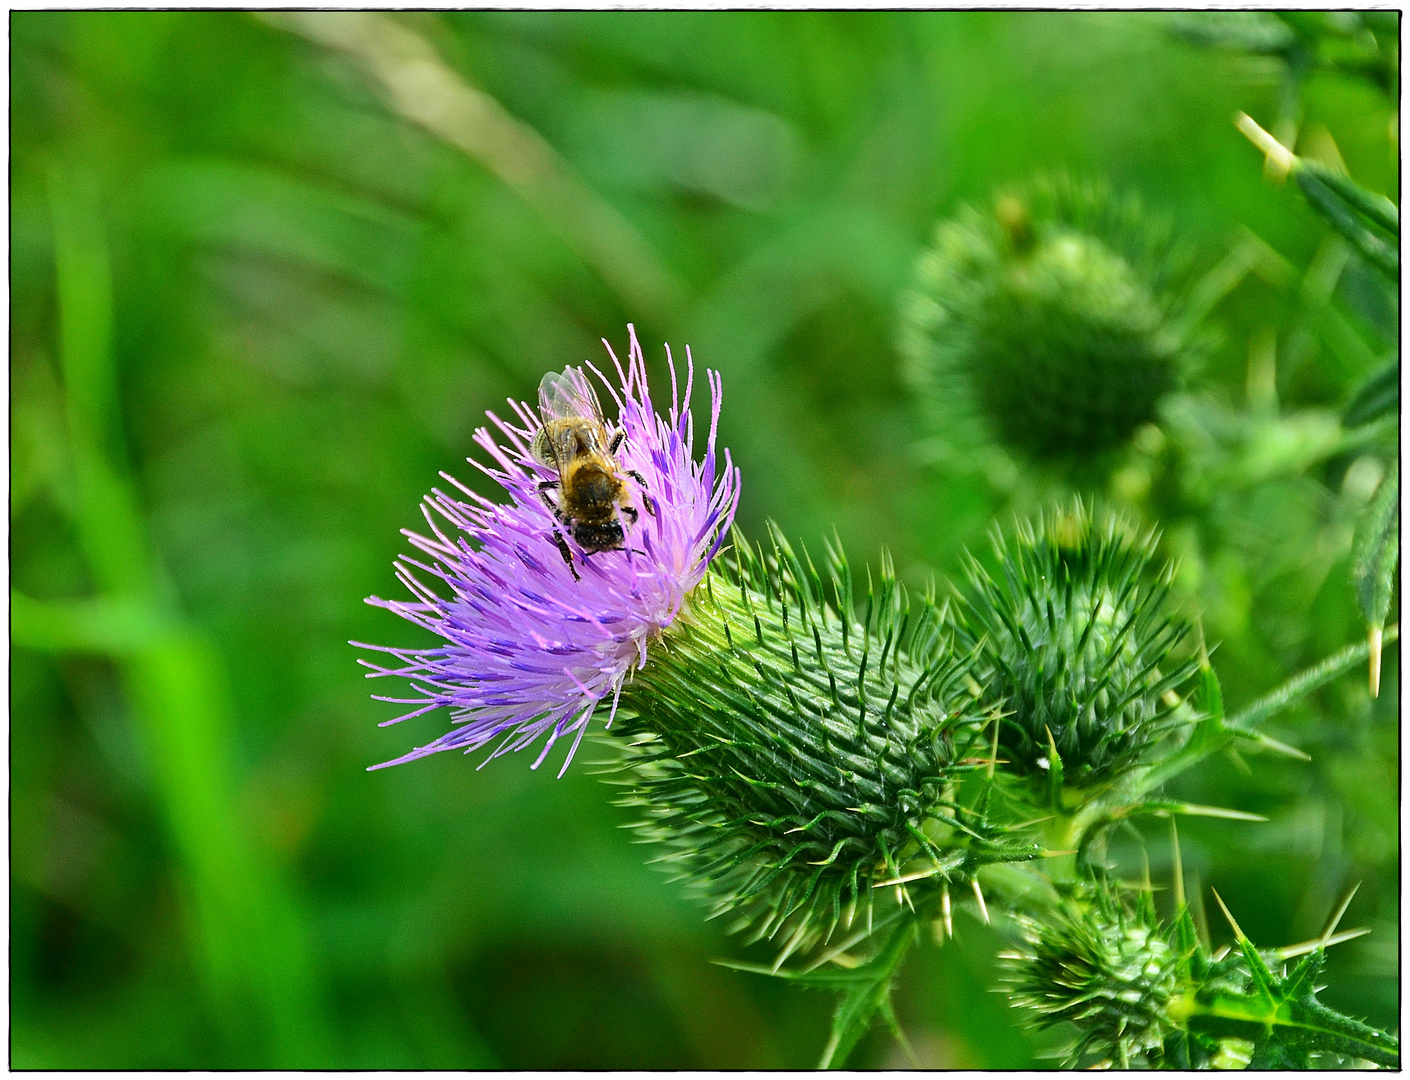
1008,885,1402,1069
610,525,1028,963
1006,890,1178,1068
899,175,1188,465
957,503,1196,790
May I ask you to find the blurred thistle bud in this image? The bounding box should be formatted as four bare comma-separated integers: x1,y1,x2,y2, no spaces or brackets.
611,525,1027,963
957,502,1196,790
1007,889,1178,1068
899,176,1191,469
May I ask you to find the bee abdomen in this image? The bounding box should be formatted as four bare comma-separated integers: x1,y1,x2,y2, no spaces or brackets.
568,464,623,518
573,520,626,551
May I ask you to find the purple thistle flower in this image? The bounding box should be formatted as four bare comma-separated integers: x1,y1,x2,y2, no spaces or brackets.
356,326,740,775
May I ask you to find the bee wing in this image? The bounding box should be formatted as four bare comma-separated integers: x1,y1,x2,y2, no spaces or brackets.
532,366,611,470
538,366,606,424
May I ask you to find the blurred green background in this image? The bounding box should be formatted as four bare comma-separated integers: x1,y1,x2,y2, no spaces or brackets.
11,11,1398,1068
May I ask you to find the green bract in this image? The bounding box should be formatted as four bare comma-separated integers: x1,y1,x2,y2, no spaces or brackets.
957,505,1196,789
612,526,1028,962
899,176,1187,465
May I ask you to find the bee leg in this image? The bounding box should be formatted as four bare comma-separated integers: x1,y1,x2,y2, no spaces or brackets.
622,505,639,525
537,481,562,516
608,430,625,455
626,470,656,516
549,530,580,581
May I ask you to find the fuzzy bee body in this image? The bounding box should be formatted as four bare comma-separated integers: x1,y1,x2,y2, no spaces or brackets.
531,368,652,579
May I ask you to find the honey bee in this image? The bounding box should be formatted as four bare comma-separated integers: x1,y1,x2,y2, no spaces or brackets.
530,367,654,580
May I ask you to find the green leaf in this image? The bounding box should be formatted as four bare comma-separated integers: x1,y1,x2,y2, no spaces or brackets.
45,169,331,1064
1225,623,1400,730
1344,358,1400,429
1229,728,1310,761
1236,114,1398,280
11,589,180,656
1043,725,1065,813
1187,979,1401,1068
1352,469,1399,696
1295,169,1398,281
1352,469,1399,631
1196,658,1224,725
1306,162,1399,236
817,917,916,1069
